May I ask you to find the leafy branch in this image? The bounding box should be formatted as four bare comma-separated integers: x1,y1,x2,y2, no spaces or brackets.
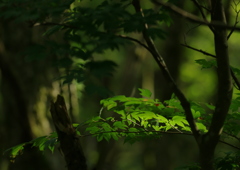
132,0,199,140
81,130,240,150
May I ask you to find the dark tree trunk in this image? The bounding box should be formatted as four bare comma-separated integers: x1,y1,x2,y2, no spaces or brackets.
50,95,87,170
198,0,232,169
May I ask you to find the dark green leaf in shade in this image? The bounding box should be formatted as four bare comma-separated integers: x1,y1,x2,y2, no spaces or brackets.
43,25,64,37
195,59,217,69
231,66,240,76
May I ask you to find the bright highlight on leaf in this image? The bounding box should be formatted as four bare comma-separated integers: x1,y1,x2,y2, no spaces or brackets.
84,89,211,144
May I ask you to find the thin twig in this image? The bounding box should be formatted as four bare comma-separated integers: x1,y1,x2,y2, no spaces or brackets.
223,131,240,142
227,0,240,39
181,44,216,57
80,129,240,150
191,0,214,31
80,130,192,138
168,121,183,133
219,140,240,150
117,34,153,52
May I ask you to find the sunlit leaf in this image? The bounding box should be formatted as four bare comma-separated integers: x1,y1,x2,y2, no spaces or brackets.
138,88,152,98
113,121,128,130
191,109,201,119
196,123,208,133
8,143,26,157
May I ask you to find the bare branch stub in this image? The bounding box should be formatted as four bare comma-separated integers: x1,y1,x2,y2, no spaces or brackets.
50,95,87,170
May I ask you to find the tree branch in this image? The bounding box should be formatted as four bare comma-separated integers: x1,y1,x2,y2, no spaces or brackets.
81,130,191,137
152,0,240,31
191,0,214,31
207,0,233,147
81,130,240,150
132,0,200,139
117,34,153,52
181,44,216,57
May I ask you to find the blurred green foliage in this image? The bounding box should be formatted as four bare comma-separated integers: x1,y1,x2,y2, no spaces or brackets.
1,0,240,169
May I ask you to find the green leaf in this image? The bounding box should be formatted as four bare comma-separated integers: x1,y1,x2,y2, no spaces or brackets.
139,111,156,120
156,114,168,123
128,127,139,132
100,99,117,110
195,59,217,69
72,123,79,128
152,125,162,131
103,133,111,142
182,126,191,132
43,25,64,37
172,116,189,127
102,122,112,131
196,122,208,133
205,103,215,110
8,143,26,157
97,134,104,142
111,132,119,141
138,88,152,98
231,66,240,76
191,109,201,119
111,95,127,102
86,126,101,134
44,138,58,153
124,100,142,106
130,112,141,121
113,121,128,130
31,136,48,151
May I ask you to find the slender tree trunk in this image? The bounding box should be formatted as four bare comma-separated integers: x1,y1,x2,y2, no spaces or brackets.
199,137,217,169
198,0,232,169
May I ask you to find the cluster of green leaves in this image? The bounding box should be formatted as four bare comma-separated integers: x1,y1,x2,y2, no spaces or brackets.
195,59,217,69
5,88,240,169
4,132,58,161
0,0,171,97
2,0,240,169
0,0,71,22
4,123,82,160
223,94,240,138
175,150,240,170
83,89,208,143
195,58,240,139
215,152,240,170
